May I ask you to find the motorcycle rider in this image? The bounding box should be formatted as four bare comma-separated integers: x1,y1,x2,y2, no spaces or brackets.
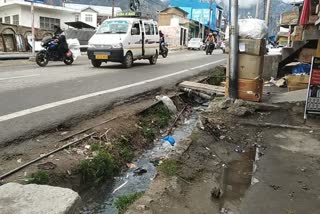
53,25,68,57
159,30,165,52
205,33,215,48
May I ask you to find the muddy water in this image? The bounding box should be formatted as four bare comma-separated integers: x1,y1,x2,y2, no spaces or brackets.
81,111,199,214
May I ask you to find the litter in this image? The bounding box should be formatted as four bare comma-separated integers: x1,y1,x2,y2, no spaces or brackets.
162,135,176,146
126,163,137,169
17,159,22,163
112,180,128,194
133,168,148,176
234,146,245,153
155,96,177,114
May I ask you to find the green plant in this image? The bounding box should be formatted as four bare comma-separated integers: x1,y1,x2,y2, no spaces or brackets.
115,136,134,162
209,67,226,86
80,150,115,184
26,171,49,185
141,104,172,129
90,143,101,152
190,131,201,142
142,126,156,144
158,160,178,176
114,192,144,214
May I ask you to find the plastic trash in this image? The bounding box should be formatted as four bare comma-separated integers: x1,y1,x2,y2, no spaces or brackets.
67,38,81,60
162,135,175,146
226,19,267,39
156,96,177,114
292,64,311,75
133,168,147,176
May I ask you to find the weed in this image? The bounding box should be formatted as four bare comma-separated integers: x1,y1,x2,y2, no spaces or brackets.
90,143,101,152
80,150,115,184
141,104,172,129
190,131,201,142
115,136,134,162
158,160,178,176
114,192,144,214
142,126,156,144
26,171,49,185
208,67,226,86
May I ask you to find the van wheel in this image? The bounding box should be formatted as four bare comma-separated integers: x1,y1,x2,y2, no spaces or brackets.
91,59,102,68
149,52,158,65
122,52,133,68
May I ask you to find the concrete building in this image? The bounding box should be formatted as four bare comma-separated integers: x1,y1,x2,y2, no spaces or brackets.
158,7,190,49
64,3,122,26
0,0,78,30
0,1,122,30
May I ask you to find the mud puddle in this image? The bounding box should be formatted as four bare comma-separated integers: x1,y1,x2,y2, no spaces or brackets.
220,151,254,213
81,110,199,213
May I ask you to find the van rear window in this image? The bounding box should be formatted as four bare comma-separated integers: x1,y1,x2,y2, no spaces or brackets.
97,20,129,34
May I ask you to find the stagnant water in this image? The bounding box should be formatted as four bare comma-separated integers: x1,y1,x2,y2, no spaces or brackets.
81,111,199,214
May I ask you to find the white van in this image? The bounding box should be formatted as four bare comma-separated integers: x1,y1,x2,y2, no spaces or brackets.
87,17,159,68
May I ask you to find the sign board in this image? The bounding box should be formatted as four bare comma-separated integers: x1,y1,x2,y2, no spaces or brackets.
304,57,320,119
117,11,141,18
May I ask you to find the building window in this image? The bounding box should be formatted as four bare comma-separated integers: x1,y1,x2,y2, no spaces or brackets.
4,16,10,24
40,16,60,30
85,14,93,22
13,15,19,25
75,14,80,22
0,18,2,23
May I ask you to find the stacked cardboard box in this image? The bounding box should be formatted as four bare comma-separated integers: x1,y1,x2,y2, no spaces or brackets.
226,39,266,102
286,75,310,92
291,26,303,41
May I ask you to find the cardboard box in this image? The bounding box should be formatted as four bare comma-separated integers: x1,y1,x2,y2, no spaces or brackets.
298,48,316,63
302,25,320,40
225,39,266,56
287,75,310,92
281,10,299,25
288,85,309,92
309,15,319,23
227,54,264,79
291,26,303,41
225,78,264,102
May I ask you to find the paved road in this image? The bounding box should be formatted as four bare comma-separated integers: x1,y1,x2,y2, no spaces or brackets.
0,50,226,145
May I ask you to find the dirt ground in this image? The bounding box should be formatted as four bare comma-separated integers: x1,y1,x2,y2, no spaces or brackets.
0,92,168,190
126,99,320,214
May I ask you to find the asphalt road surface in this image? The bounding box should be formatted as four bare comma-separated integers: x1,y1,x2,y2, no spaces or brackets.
0,50,226,145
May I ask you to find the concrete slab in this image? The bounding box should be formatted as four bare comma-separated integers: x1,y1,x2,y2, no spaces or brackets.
0,53,33,60
269,89,308,104
0,183,81,214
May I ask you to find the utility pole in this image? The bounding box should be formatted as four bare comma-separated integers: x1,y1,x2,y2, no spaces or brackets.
207,0,213,34
112,0,115,18
265,0,271,25
31,1,35,57
255,0,260,18
229,0,239,99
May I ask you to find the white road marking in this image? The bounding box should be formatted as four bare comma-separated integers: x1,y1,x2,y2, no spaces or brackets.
0,74,40,81
0,59,226,123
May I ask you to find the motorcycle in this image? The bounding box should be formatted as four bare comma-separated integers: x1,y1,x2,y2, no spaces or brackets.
36,37,74,67
159,41,169,58
205,42,215,55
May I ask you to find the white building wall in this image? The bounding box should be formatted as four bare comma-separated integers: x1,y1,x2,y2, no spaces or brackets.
80,11,97,27
0,5,22,25
20,5,76,29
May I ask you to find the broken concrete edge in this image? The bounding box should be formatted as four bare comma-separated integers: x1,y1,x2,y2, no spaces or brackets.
0,183,81,214
0,65,221,148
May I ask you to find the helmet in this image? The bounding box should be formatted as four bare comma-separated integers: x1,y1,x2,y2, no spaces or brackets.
209,33,213,36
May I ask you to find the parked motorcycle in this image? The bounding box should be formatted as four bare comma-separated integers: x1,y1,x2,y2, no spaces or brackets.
205,42,215,55
36,37,73,67
159,41,169,58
